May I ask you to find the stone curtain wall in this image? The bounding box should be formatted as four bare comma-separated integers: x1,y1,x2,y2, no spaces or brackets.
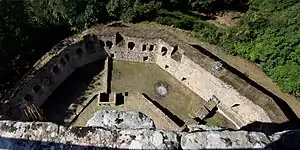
1,34,109,120
155,39,271,128
110,36,157,63
1,26,283,127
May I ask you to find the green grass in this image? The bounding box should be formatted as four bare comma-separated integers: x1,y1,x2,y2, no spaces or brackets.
111,60,234,129
111,60,205,119
205,112,236,129
47,59,235,129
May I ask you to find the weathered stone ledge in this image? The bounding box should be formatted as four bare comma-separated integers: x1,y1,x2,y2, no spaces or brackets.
0,120,299,149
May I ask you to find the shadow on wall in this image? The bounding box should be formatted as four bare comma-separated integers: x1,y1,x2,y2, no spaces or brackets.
240,118,300,136
142,93,185,127
41,60,106,125
0,129,299,149
190,44,298,121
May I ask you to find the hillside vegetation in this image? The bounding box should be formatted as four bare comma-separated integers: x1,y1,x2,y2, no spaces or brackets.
0,0,299,97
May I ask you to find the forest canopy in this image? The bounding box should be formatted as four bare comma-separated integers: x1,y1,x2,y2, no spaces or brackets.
0,0,299,97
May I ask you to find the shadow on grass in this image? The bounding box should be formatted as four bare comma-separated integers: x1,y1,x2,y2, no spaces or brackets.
41,60,105,125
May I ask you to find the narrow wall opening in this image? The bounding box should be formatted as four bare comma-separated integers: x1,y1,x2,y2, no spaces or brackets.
171,46,182,62
165,65,169,69
143,56,148,61
106,41,113,49
161,47,167,56
142,45,147,51
149,45,154,51
116,32,124,45
128,42,135,50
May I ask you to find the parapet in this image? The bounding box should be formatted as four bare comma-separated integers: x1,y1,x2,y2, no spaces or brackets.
0,110,298,149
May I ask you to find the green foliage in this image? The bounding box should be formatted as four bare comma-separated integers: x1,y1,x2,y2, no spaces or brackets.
25,0,109,30
188,0,248,12
155,11,226,44
221,1,300,96
269,63,300,96
107,0,161,22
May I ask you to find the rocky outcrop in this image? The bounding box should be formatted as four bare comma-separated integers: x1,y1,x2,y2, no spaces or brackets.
0,110,299,149
86,110,155,129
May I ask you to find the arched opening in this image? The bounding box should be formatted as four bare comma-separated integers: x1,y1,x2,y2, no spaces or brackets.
181,77,187,81
52,65,60,74
24,94,34,102
106,41,113,49
99,40,105,48
161,47,167,56
33,85,42,93
65,54,70,62
128,42,135,50
171,46,182,62
76,48,83,56
116,32,124,45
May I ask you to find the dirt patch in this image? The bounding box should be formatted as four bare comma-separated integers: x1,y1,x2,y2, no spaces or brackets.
154,81,170,98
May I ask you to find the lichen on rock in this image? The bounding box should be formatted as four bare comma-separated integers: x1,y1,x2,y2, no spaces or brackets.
0,110,298,149
86,110,155,129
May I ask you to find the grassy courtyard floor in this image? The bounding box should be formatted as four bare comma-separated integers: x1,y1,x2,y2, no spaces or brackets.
110,60,235,128
44,59,235,129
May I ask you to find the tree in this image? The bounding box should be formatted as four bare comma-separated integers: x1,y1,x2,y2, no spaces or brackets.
25,0,109,30
107,0,161,22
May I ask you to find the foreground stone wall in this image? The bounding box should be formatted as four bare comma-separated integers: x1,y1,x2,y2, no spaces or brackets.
0,120,298,149
1,26,287,128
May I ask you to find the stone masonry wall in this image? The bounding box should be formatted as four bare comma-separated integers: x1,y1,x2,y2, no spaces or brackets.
110,36,157,63
1,34,109,120
155,39,271,128
0,120,298,149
